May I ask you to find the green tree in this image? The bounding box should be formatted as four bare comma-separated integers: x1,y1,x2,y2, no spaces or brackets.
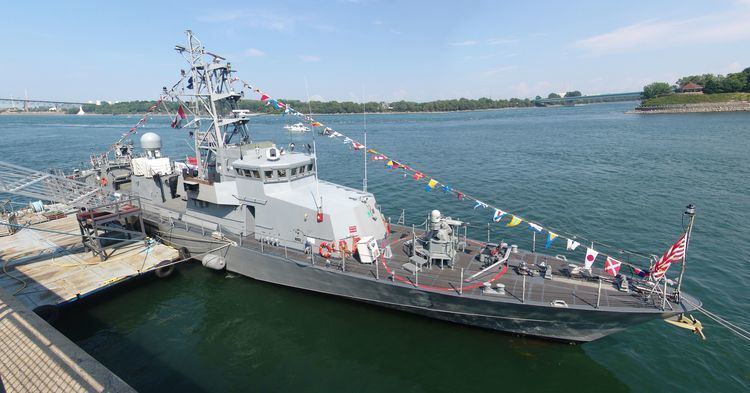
547,93,561,99
642,82,673,99
564,91,582,97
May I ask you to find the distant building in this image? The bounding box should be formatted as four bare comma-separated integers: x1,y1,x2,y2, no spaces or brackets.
678,82,703,94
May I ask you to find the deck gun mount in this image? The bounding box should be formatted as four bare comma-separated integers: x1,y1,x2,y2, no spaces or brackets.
406,210,466,269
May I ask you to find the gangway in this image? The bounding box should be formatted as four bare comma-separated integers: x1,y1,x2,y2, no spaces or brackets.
0,160,146,260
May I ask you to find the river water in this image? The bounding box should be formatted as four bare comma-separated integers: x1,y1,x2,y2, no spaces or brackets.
1,103,748,392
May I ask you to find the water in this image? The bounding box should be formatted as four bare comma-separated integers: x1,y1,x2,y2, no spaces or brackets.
1,103,748,392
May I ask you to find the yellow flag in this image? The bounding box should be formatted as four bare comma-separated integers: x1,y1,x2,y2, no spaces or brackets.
507,215,522,227
428,179,438,188
311,121,322,127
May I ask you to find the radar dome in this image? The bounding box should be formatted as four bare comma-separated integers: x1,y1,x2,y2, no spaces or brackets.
140,132,162,150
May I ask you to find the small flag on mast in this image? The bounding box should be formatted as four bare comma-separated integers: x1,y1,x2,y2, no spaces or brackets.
171,105,186,129
567,239,580,251
545,232,558,248
584,247,599,269
650,233,687,281
506,215,522,227
604,256,622,276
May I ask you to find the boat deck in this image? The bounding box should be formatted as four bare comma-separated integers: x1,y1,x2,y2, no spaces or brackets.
318,226,664,310
150,210,672,312
0,212,180,310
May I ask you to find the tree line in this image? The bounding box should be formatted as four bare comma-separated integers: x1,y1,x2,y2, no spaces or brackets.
67,97,538,115
642,67,750,99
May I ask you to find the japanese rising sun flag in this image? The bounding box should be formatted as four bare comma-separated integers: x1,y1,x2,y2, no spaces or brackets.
650,233,687,281
584,247,599,269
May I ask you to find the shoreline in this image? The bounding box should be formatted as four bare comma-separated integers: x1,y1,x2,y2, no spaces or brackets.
631,101,750,114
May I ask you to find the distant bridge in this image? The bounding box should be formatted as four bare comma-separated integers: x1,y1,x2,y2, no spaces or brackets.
0,97,93,112
535,92,642,105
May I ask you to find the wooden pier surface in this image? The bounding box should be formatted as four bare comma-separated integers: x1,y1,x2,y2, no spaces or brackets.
0,286,134,392
0,213,179,310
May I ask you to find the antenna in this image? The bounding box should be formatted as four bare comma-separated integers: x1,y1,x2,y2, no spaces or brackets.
362,85,368,193
305,77,322,210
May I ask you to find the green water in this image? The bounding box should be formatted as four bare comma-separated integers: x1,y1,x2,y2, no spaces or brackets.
1,103,748,392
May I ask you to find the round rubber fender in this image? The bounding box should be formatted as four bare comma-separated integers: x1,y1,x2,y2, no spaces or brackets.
179,246,191,260
155,262,175,278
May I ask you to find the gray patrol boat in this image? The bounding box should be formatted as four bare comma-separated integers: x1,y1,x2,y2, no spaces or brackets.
90,31,701,342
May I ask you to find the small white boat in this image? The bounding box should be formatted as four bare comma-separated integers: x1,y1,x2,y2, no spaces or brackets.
283,123,310,133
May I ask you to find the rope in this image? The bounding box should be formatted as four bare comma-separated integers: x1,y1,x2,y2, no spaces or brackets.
682,298,750,342
0,221,151,243
228,76,659,270
2,257,27,295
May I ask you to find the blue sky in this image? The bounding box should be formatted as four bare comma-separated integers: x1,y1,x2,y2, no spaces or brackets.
2,0,750,102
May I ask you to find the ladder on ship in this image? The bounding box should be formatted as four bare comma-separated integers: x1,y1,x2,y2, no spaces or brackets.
0,160,147,260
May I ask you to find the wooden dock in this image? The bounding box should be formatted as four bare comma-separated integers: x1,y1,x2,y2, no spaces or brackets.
0,211,180,311
0,286,134,392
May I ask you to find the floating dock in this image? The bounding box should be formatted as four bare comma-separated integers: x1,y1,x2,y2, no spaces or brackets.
0,209,180,311
0,286,134,392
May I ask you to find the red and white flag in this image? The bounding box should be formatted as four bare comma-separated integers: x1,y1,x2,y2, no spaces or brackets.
584,247,599,269
604,256,622,276
650,233,687,281
171,104,186,129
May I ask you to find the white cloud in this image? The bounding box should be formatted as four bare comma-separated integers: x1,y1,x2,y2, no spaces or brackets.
574,9,750,55
244,48,266,57
372,19,384,26
481,65,516,77
448,40,478,46
486,38,519,45
199,9,303,31
300,55,321,63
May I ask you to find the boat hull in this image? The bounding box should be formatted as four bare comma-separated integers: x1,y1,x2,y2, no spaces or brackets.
151,222,687,343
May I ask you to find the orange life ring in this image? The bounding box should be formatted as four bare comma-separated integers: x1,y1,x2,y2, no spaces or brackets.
338,240,350,256
351,236,361,254
490,247,499,257
319,242,333,258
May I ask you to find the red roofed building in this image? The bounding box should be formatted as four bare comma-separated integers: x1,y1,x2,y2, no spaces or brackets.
678,82,704,94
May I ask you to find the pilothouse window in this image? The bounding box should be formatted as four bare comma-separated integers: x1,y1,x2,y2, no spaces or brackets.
307,164,313,172
264,170,273,179
277,169,286,178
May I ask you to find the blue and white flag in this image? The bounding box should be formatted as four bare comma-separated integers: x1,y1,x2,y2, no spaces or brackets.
474,201,488,209
528,222,543,233
493,209,506,222
545,232,558,248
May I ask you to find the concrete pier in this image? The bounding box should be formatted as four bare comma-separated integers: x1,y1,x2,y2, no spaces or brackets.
0,287,134,392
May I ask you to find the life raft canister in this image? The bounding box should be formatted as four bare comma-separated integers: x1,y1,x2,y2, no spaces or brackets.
319,242,333,258
316,211,324,223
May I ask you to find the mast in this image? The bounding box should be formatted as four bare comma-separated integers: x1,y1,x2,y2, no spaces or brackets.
362,88,368,193
676,203,696,302
176,30,250,182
